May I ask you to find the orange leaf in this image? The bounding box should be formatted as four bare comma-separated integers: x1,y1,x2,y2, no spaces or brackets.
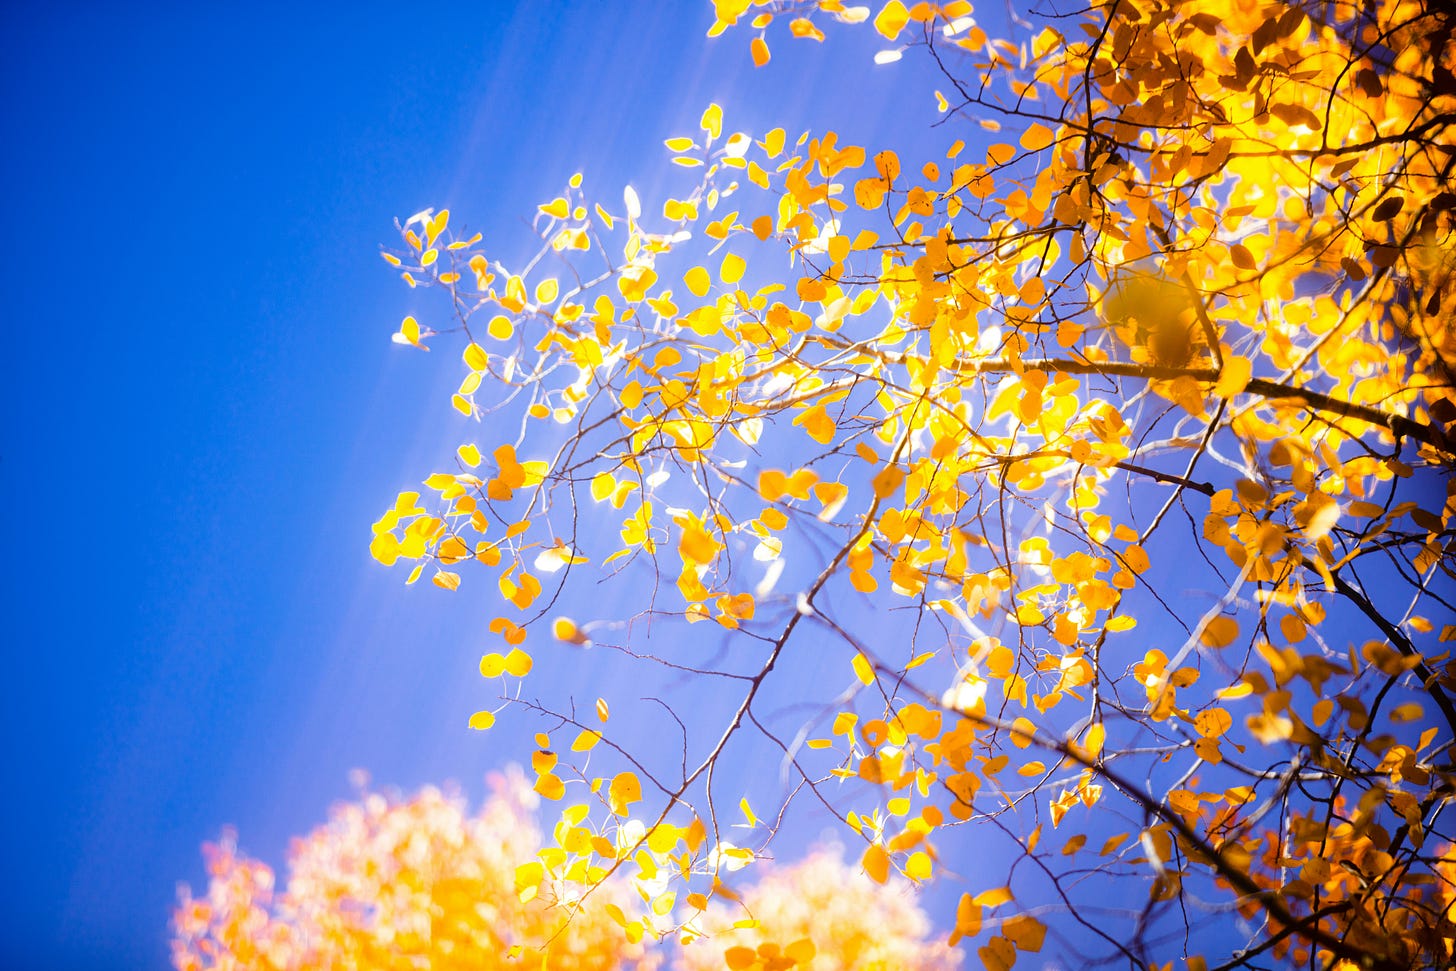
1020,123,1055,151
750,36,770,66
862,843,890,883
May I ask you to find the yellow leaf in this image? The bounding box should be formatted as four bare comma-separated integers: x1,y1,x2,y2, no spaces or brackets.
1020,123,1055,151
437,537,469,564
487,314,514,341
571,729,602,752
503,648,533,677
501,275,527,312
905,850,932,880
1214,355,1252,397
871,464,905,499
700,103,723,141
1194,708,1232,737
468,710,495,730
531,748,557,775
608,771,641,816
785,939,816,964
1194,736,1223,763
954,895,982,939
974,886,1013,907
906,650,935,670
1390,701,1424,723
515,861,543,899
720,252,746,284
597,697,610,722
446,237,481,258
874,150,900,181
534,773,566,800
370,533,400,566
873,0,909,40
463,342,489,371
685,265,711,297
1009,717,1036,748
1200,615,1239,648
1216,681,1254,700
553,617,590,645
1003,914,1046,952
1100,833,1129,856
852,652,875,685
457,443,481,467
447,232,480,251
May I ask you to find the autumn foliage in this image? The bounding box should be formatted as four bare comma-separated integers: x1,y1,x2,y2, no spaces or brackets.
360,0,1455,968
679,848,960,970
172,776,656,970
172,782,949,970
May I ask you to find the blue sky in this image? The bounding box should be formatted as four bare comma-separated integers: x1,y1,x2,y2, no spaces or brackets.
0,5,977,968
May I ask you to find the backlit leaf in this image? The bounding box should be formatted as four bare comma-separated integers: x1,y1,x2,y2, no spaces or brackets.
873,0,909,40
862,843,890,883
720,252,746,284
750,36,770,66
699,103,722,141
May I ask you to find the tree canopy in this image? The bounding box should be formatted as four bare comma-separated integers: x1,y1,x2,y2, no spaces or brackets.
173,777,654,971
172,780,951,970
365,1,1456,968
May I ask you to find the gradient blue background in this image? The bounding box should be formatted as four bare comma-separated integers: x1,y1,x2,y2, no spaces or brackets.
1,5,979,968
